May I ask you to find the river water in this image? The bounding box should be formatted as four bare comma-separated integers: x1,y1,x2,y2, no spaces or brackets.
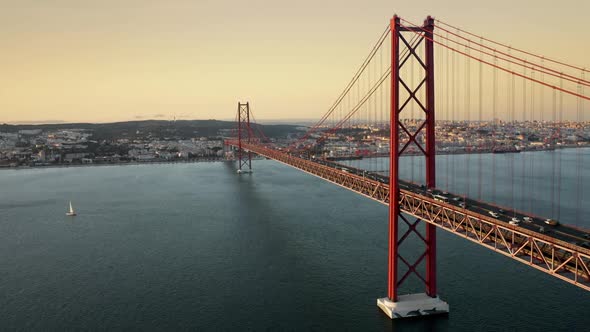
1,149,589,331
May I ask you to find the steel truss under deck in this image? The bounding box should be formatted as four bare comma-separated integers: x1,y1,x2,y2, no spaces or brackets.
225,140,590,292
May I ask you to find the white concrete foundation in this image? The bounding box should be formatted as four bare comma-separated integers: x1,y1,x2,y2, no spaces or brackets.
236,169,253,174
377,293,449,319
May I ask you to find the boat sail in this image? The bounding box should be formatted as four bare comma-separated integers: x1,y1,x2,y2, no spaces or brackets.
66,201,77,216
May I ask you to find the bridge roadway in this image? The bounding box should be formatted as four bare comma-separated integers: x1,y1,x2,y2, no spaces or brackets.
226,141,590,291
315,160,590,247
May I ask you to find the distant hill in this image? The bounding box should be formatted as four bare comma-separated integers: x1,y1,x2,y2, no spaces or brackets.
0,120,304,140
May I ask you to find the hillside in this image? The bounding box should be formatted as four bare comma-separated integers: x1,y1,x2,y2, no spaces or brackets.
0,120,303,140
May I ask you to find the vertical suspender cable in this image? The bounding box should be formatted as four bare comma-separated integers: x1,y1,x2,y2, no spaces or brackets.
478,38,483,199
575,71,584,225
410,41,415,183
529,69,535,213
439,31,444,188
456,32,459,191
556,76,563,221
533,59,549,214
521,62,527,212
492,52,498,203
551,87,557,219
446,31,450,190
506,48,516,215
465,41,471,199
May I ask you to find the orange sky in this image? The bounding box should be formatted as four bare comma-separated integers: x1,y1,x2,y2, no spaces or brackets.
1,0,588,123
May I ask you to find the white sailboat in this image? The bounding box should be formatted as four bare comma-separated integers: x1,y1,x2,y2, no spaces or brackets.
66,201,77,216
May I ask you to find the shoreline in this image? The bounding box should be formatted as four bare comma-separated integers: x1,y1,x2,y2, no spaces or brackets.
0,157,230,171
1,146,588,171
364,145,589,159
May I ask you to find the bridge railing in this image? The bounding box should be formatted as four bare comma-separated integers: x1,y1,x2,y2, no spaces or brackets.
225,140,590,291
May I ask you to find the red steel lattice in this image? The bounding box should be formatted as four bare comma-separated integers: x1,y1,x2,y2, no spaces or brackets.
225,140,590,292
237,102,252,173
388,15,437,301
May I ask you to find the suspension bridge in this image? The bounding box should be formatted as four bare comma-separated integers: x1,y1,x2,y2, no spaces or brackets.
225,15,589,319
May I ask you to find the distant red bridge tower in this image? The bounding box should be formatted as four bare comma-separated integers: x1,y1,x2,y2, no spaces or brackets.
236,102,253,174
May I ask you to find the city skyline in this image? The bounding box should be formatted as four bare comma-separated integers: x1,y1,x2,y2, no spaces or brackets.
2,0,589,124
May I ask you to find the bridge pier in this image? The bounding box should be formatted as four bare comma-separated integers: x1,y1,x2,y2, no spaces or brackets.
377,294,448,319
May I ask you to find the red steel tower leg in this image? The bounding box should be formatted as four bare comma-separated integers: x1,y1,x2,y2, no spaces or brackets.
424,16,437,298
387,15,401,302
237,102,252,173
377,15,448,319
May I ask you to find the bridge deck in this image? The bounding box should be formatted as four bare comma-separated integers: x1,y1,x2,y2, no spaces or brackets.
226,141,590,291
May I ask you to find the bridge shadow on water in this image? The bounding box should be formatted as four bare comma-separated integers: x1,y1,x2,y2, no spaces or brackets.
220,161,358,329
215,158,590,331
219,160,456,330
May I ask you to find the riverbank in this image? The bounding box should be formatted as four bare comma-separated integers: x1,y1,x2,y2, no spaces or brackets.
2,146,588,170
0,157,229,171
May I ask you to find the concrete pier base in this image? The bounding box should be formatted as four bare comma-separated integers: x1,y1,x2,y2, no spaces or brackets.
377,293,449,319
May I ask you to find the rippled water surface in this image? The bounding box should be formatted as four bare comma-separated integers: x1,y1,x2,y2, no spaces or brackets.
1,151,589,331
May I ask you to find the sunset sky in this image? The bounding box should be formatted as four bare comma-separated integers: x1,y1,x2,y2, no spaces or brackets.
1,0,588,124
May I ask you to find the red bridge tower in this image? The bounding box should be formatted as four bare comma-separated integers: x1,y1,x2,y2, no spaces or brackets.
236,102,253,174
377,15,449,319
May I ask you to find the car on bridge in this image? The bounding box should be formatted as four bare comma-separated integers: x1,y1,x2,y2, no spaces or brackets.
432,194,449,203
545,219,559,226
